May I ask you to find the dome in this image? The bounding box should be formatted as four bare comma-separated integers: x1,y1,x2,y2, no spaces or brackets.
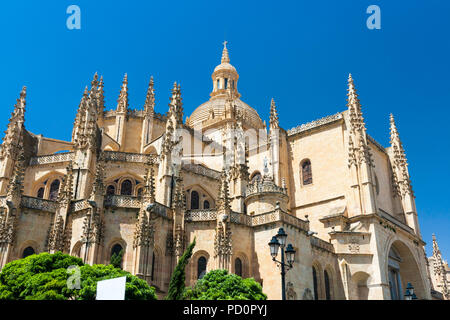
187,42,265,130
214,62,237,73
188,96,264,129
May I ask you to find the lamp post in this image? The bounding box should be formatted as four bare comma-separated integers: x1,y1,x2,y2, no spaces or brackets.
268,227,296,300
404,282,418,300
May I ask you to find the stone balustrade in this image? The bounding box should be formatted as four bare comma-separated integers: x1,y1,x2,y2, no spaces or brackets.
21,196,58,213
29,152,74,166
104,195,141,208
102,151,156,164
185,209,218,222
310,236,335,253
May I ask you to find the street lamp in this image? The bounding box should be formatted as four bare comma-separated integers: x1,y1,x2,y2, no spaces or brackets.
268,227,296,300
404,282,418,300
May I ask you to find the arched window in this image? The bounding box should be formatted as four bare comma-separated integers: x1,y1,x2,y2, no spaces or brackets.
235,258,242,277
111,244,124,268
120,180,132,196
324,270,331,300
106,185,116,196
198,256,207,279
36,187,44,199
49,179,60,200
224,78,228,89
137,187,144,197
301,160,312,185
22,246,35,258
312,267,318,300
191,191,199,210
203,200,210,209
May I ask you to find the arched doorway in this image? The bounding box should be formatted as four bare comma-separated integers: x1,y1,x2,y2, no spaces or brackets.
386,240,426,300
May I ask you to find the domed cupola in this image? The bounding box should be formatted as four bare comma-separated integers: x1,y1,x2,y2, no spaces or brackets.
210,41,240,99
187,42,265,130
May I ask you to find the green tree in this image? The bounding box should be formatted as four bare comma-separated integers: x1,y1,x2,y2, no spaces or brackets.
185,269,267,300
0,252,157,300
165,238,196,300
110,249,124,269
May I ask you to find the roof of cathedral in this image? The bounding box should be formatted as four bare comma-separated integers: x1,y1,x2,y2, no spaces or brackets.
188,97,264,129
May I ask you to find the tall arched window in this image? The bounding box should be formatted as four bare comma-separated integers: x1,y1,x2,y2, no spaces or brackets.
36,187,44,199
191,191,199,210
120,180,132,196
312,267,318,300
106,185,116,195
203,200,210,209
235,258,242,277
22,246,35,258
198,256,207,279
324,270,331,300
49,179,60,200
301,160,312,185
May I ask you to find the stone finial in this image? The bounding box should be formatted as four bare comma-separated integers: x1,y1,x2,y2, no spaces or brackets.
116,73,128,113
97,75,105,114
144,76,155,115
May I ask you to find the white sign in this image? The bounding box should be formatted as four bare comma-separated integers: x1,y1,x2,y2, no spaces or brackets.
96,276,127,300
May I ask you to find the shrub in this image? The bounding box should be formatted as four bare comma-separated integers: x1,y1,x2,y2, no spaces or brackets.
0,252,156,300
185,269,267,300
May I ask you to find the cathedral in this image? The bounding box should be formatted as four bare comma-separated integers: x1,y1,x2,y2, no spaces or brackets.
0,43,440,300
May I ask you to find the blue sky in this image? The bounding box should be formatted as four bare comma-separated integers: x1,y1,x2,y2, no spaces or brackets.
0,1,449,258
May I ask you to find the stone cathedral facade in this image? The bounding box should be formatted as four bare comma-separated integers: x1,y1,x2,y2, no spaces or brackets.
0,43,436,300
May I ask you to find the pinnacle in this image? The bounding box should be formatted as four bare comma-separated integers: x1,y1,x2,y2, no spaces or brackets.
91,72,99,87
221,41,230,64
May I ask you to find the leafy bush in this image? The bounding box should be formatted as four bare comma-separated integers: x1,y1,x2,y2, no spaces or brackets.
166,238,196,300
0,252,156,300
185,269,267,300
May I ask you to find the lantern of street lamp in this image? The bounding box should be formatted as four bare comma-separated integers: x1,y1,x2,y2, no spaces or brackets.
276,227,288,247
268,236,280,258
285,243,296,266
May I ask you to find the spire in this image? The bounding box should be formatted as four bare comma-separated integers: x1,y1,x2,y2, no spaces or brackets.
269,98,279,129
221,41,230,63
347,73,365,132
97,76,105,115
432,234,449,298
72,87,89,144
389,113,412,196
117,73,128,113
0,87,27,160
144,76,155,115
168,81,183,124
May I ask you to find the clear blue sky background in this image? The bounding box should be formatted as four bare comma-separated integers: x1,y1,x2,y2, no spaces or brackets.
0,1,448,258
